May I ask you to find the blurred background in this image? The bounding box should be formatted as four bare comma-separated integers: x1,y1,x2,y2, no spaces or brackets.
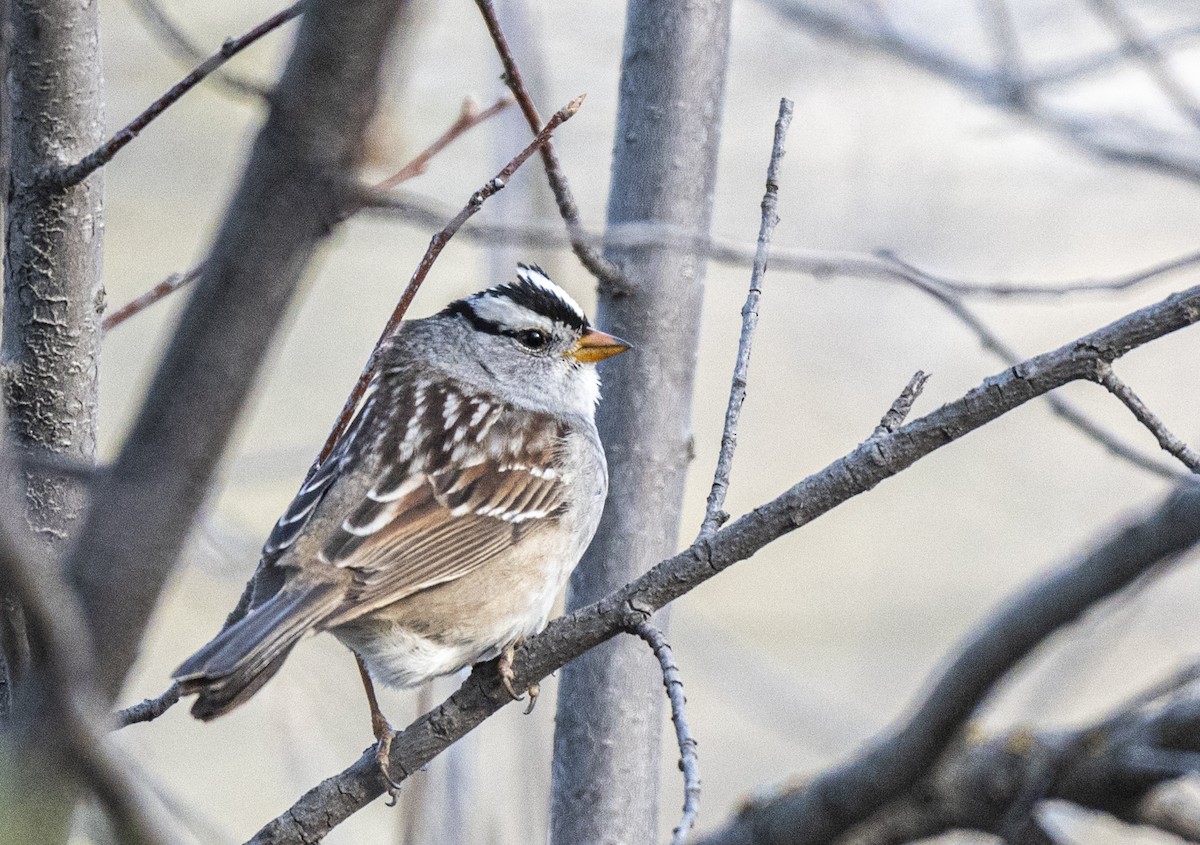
95,0,1200,842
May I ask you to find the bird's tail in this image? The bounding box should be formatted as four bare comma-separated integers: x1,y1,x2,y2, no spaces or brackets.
173,583,340,720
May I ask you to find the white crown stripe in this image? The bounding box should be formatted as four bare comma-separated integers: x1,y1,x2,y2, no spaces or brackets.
515,264,586,322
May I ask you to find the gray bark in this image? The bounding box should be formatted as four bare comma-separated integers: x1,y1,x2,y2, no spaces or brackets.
549,2,733,843
0,0,103,839
2,0,104,542
64,0,408,700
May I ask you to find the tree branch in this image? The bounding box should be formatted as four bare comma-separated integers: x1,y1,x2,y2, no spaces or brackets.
362,192,1200,300
759,0,1200,185
700,480,1200,845
701,97,793,538
65,0,411,701
628,622,701,845
871,371,929,438
371,94,513,191
472,0,631,295
125,0,268,98
1083,0,1200,129
246,281,1200,844
1094,362,1200,472
53,2,303,189
102,93,513,334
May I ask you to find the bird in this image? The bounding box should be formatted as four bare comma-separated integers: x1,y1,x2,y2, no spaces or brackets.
172,264,629,791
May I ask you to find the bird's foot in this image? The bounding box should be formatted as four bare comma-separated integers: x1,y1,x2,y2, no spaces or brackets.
371,712,404,805
497,644,539,714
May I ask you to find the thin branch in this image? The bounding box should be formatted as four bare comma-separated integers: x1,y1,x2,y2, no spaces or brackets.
363,191,1200,301
102,266,202,333
308,94,584,473
125,0,268,99
1094,362,1200,472
245,282,1200,844
103,93,513,334
370,94,513,192
472,0,631,295
628,623,701,845
872,371,929,438
701,97,793,538
759,0,1200,185
1084,0,1200,129
115,682,181,728
877,251,1186,482
53,2,304,189
703,480,1200,845
1030,22,1200,89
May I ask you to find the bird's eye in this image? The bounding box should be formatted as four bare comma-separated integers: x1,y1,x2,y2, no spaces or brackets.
516,329,548,349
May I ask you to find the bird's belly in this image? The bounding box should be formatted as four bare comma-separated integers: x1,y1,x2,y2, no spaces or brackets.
332,552,570,689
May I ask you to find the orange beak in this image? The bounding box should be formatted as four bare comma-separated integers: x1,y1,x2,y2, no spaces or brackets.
568,328,632,363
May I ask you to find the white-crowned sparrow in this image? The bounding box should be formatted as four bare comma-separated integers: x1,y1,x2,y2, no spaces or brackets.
173,265,629,787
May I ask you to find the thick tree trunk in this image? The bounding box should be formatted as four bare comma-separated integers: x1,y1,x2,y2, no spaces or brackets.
0,0,104,841
1,0,104,577
549,1,733,843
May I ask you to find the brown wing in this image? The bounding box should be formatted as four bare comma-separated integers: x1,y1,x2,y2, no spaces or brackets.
313,376,570,626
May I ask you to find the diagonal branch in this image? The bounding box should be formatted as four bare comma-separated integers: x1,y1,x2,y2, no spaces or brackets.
759,0,1200,185
53,2,304,189
701,97,793,538
472,0,631,295
1084,0,1200,129
103,93,514,334
125,0,268,99
1094,362,1200,472
245,282,1200,845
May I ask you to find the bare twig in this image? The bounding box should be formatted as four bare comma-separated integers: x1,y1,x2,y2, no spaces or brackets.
125,0,268,98
246,282,1200,844
1095,362,1200,472
370,94,513,191
978,0,1027,105
102,266,203,333
472,0,630,295
115,682,181,728
53,2,304,189
364,192,1200,301
628,622,701,845
309,95,584,472
701,97,793,538
759,0,1200,185
103,94,513,334
1084,0,1200,129
1030,22,1200,88
877,251,1185,482
872,371,929,438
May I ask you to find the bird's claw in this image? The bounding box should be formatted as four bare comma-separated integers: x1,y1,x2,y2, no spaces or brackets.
498,645,539,713
371,714,404,805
